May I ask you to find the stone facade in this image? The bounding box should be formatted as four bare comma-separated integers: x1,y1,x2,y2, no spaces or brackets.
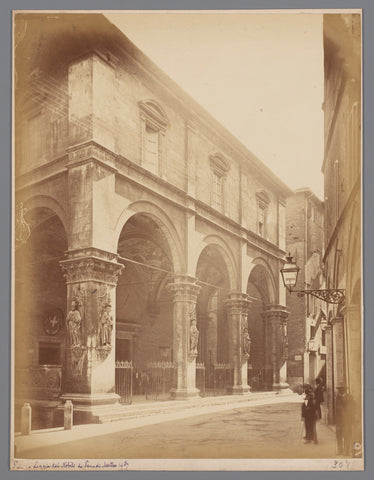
14,13,292,428
322,13,362,448
285,188,325,390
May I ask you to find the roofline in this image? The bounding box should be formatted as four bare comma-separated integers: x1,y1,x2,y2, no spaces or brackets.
16,12,294,198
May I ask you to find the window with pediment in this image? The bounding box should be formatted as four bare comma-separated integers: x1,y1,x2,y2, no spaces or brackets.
209,153,230,212
256,190,271,238
139,100,169,176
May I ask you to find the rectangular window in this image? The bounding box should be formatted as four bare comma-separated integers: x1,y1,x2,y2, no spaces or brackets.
212,172,222,209
144,124,159,174
310,325,315,339
322,329,326,346
39,342,61,365
258,206,265,236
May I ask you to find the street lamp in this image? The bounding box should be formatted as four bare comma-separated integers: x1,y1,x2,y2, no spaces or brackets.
280,253,345,305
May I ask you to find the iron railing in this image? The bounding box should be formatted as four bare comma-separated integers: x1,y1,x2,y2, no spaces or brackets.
248,368,266,391
196,363,206,397
115,361,133,404
205,363,233,396
145,361,177,400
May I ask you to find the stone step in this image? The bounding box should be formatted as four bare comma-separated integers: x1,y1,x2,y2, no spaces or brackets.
79,391,296,424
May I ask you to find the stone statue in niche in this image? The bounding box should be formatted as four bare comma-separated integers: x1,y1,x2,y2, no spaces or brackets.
189,318,199,354
242,327,251,356
66,300,82,347
281,328,289,362
98,303,113,346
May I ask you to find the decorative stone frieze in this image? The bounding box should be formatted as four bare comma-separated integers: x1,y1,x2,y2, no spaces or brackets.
66,140,118,172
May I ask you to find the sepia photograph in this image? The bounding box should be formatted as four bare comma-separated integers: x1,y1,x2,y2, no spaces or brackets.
11,9,363,471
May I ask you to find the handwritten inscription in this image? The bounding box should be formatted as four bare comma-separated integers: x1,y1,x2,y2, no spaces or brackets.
12,459,129,471
331,459,353,470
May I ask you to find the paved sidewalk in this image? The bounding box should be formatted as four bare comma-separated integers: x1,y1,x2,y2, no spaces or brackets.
15,391,303,457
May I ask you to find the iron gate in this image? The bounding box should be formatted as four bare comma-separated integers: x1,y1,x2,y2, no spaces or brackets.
196,362,206,397
145,361,177,400
205,363,234,395
115,360,133,404
248,368,265,391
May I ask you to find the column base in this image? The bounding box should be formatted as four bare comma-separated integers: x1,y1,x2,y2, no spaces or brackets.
272,382,293,394
226,385,251,395
170,387,200,400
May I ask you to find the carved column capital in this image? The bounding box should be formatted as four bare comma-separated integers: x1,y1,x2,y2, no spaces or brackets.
60,247,124,286
264,304,289,324
224,292,252,314
168,275,201,302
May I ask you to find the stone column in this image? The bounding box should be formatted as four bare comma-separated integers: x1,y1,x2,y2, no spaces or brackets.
264,304,290,391
324,324,334,424
59,247,123,408
168,275,201,399
224,292,252,394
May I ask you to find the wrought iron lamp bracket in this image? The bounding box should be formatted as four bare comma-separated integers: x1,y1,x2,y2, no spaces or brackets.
291,288,345,304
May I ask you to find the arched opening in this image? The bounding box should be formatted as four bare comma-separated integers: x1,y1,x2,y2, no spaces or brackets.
15,206,68,428
195,245,231,394
116,213,175,399
246,264,272,391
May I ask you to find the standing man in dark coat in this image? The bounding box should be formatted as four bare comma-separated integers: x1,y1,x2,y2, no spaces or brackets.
301,384,318,444
335,385,354,456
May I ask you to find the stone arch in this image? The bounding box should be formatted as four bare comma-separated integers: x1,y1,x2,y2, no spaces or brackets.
247,257,277,305
14,201,68,380
193,234,238,291
115,205,179,371
21,194,69,240
194,239,235,370
246,258,277,390
114,200,184,273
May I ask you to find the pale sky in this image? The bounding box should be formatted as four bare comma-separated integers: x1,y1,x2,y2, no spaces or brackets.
105,11,324,199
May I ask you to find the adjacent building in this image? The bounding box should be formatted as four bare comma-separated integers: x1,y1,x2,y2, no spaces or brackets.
14,13,292,428
322,13,362,443
285,188,325,391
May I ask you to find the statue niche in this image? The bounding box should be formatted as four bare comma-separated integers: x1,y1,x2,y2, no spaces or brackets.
189,314,199,357
98,303,113,347
66,299,82,347
242,326,251,357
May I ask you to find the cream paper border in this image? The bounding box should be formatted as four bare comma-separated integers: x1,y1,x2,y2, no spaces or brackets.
11,8,364,472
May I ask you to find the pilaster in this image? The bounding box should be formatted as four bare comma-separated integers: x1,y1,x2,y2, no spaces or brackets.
168,275,201,399
59,247,123,407
224,292,252,394
264,304,290,391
